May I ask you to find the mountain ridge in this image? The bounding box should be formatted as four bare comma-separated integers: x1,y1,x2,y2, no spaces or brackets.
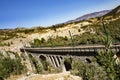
66,10,110,23
103,5,120,17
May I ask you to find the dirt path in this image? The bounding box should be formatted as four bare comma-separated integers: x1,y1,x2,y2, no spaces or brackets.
17,72,82,80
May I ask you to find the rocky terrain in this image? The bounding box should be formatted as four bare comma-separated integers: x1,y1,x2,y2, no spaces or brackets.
0,20,92,52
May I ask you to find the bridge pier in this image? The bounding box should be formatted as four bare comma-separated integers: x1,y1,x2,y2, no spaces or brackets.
54,56,60,67
56,56,61,66
49,56,57,68
47,56,54,67
23,52,33,73
52,56,59,67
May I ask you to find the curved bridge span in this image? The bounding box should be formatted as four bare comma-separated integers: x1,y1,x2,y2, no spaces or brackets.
20,45,120,70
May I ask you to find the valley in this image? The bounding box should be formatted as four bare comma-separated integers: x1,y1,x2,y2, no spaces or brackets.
0,5,120,80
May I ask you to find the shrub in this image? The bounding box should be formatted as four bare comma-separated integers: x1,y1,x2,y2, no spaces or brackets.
71,59,108,80
0,57,26,79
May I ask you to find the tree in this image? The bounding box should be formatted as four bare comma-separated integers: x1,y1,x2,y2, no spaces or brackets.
34,39,41,47
64,36,68,41
0,56,26,79
96,22,120,80
41,38,45,43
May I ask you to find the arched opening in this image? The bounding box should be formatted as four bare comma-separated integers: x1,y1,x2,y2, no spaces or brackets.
85,58,91,63
116,52,120,59
0,77,4,80
64,57,72,71
39,55,46,61
28,53,33,57
39,55,48,70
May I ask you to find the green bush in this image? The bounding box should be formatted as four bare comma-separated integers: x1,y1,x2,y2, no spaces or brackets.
0,56,26,79
71,59,108,80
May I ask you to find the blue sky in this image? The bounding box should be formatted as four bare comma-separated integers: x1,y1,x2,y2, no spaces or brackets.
0,0,120,29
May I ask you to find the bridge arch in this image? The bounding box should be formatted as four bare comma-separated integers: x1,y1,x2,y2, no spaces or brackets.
64,57,72,71
28,53,34,59
85,58,91,63
116,52,120,63
39,55,48,70
39,55,47,61
116,52,120,59
113,52,120,64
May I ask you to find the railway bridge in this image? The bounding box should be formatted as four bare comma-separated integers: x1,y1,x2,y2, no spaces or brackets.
20,45,120,71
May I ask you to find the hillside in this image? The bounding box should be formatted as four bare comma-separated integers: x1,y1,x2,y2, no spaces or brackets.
104,5,120,17
0,5,120,50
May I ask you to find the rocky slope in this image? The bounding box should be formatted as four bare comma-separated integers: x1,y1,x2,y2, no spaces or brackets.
0,21,92,52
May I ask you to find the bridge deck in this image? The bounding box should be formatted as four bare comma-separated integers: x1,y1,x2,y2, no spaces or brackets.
20,45,120,53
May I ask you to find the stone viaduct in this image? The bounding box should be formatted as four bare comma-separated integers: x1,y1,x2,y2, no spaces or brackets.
20,45,120,71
